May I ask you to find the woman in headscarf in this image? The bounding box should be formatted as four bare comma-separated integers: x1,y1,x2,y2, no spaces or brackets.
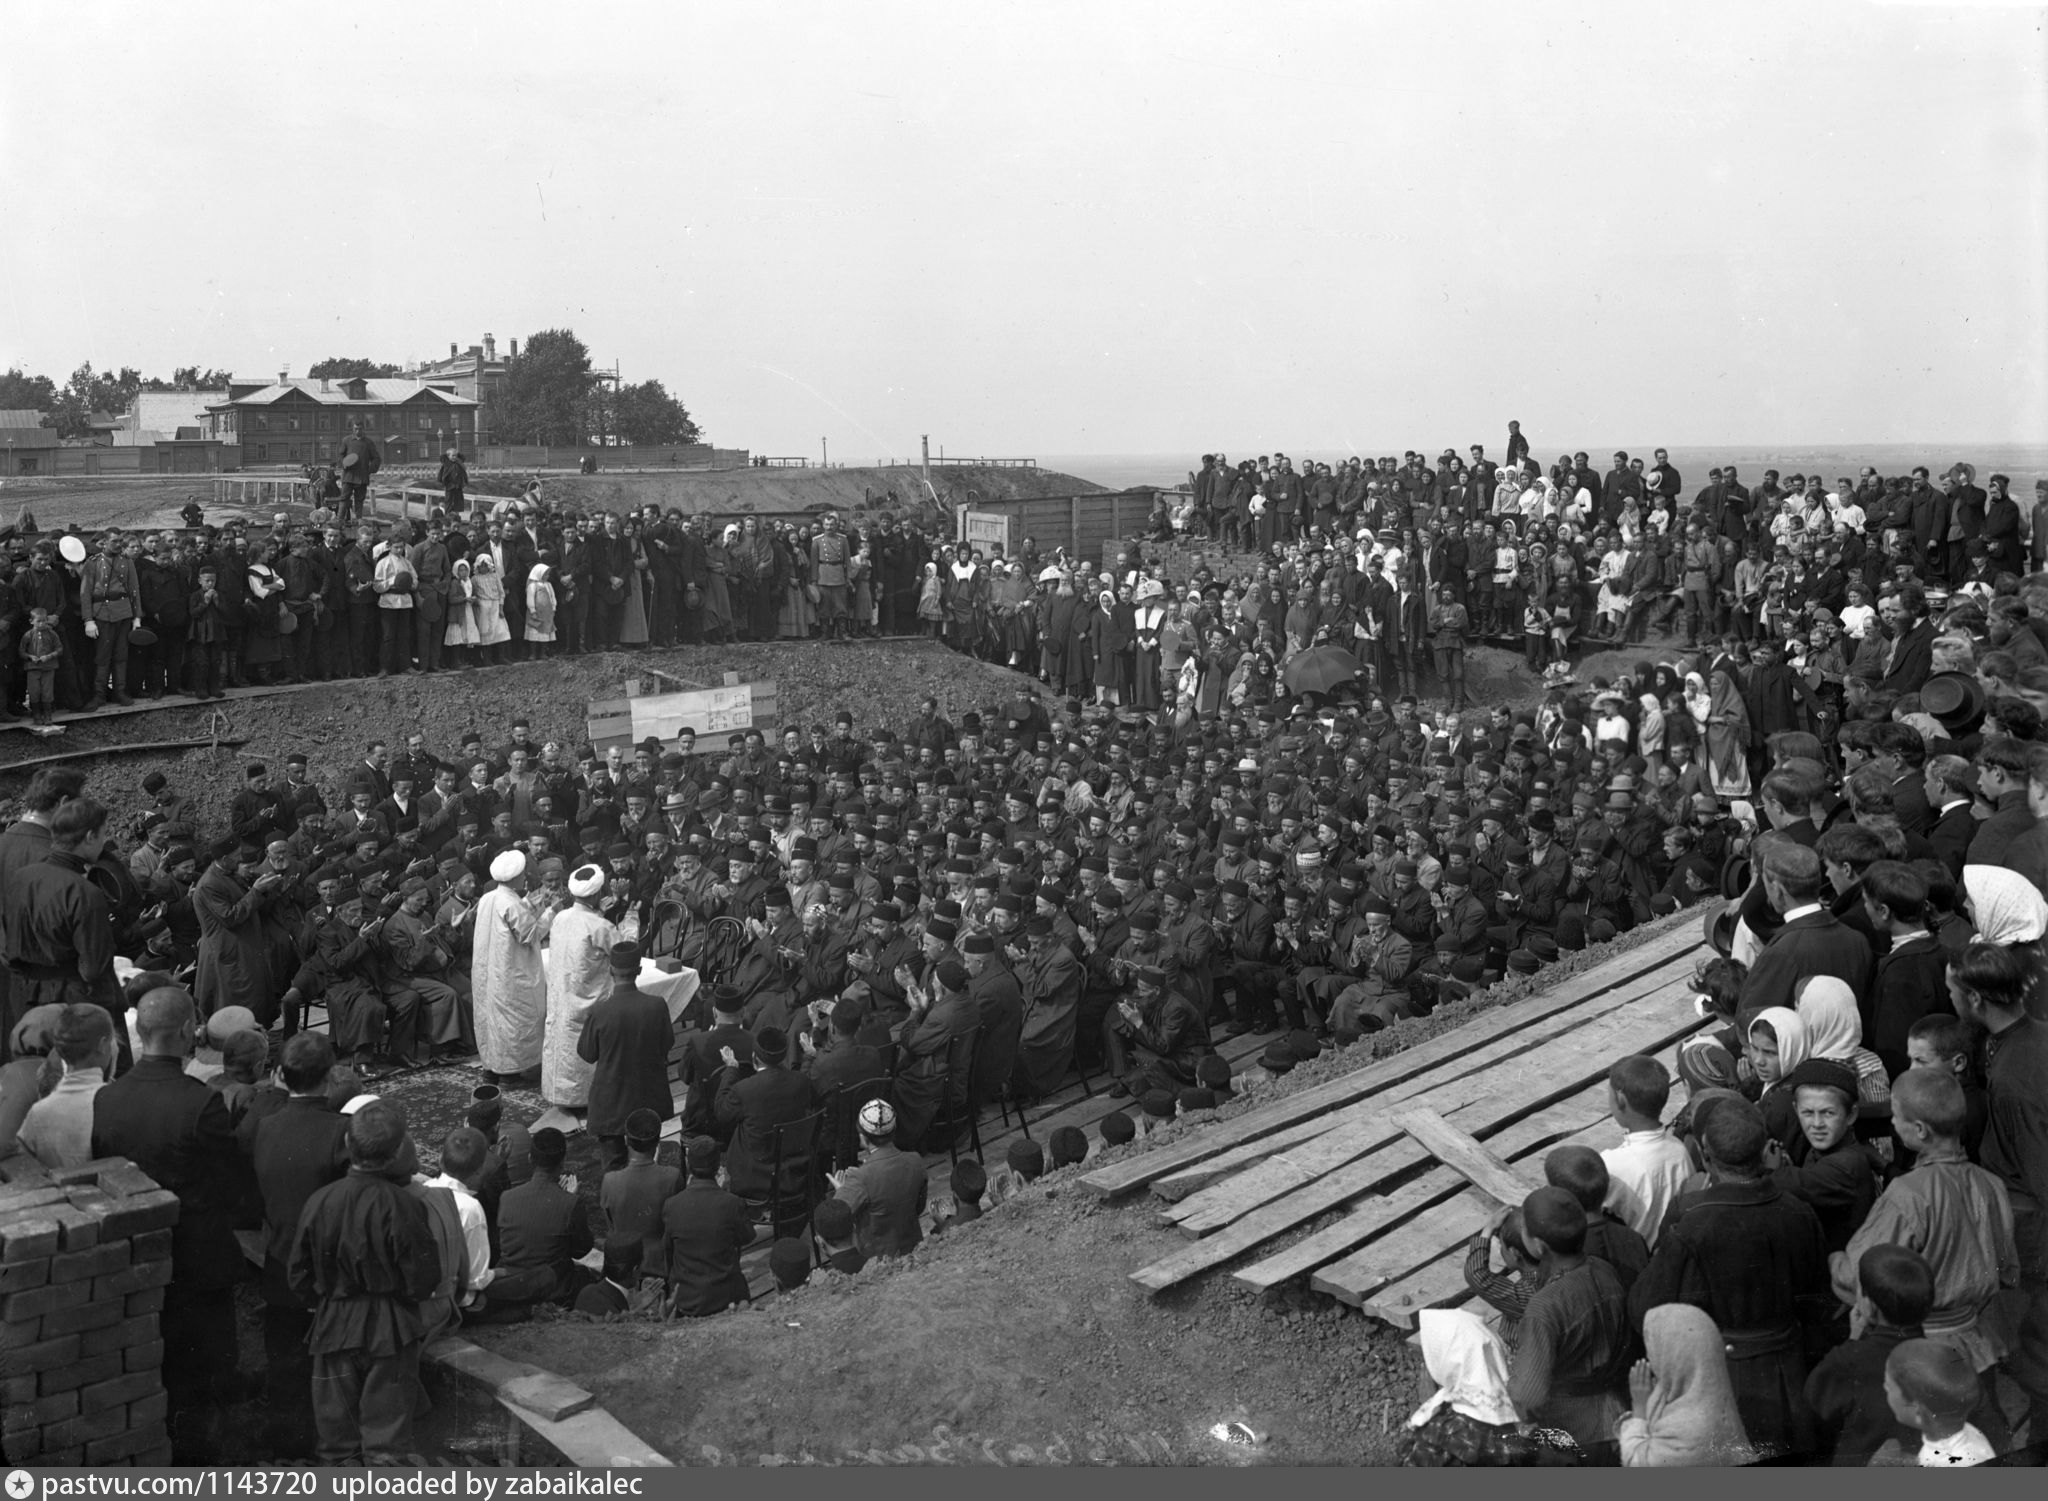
1960,862,2048,1014
779,525,815,640
618,521,651,646
1129,580,1166,712
472,552,512,662
443,556,479,665
1793,975,1890,1109
1092,586,1133,706
700,523,735,644
1746,1005,1810,1153
1402,1308,1580,1466
1703,667,1753,797
524,561,557,654
1282,582,1319,659
1619,1305,1755,1466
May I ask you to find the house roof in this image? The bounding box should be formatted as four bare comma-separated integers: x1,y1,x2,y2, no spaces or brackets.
224,378,476,409
0,410,50,429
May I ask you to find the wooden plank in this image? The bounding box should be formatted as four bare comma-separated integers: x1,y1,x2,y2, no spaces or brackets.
1159,950,1700,1217
1166,976,1701,1239
1391,1106,1540,1208
1080,917,1702,1201
501,1371,598,1422
1314,1049,1683,1308
1232,1084,1610,1294
1352,1122,1616,1328
1124,982,1702,1292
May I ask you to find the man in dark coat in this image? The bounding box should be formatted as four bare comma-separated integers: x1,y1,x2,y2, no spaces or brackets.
335,420,381,525
248,1032,350,1457
961,933,1024,1113
892,957,978,1147
1875,584,1935,697
0,766,84,1058
286,1099,441,1465
489,1126,593,1309
93,986,252,1441
1739,840,1872,1017
1629,1102,1829,1456
713,1025,819,1200
3,796,126,1065
676,983,754,1137
1105,963,1211,1098
577,940,678,1171
661,1136,753,1316
436,447,469,515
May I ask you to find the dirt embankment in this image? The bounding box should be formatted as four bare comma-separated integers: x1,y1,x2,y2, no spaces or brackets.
511,464,1108,520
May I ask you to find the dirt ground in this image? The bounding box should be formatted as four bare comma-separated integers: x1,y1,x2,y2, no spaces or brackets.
0,638,1051,833
483,1181,1423,1468
1,475,269,533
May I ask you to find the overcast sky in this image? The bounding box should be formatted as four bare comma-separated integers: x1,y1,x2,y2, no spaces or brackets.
3,1,2043,456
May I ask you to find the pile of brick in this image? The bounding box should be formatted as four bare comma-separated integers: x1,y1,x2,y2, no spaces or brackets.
1,1155,178,1465
1101,536,1258,587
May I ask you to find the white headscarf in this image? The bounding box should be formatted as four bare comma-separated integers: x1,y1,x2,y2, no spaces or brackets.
1794,976,1863,1060
1410,1309,1517,1428
1964,865,2048,946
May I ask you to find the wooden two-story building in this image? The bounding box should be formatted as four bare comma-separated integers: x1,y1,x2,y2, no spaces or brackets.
206,375,478,467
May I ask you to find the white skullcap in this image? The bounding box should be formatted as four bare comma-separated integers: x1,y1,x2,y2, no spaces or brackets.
858,1098,897,1138
568,863,605,898
489,850,527,884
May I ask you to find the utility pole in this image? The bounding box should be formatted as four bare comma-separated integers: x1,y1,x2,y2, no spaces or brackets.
822,436,828,468
921,434,930,489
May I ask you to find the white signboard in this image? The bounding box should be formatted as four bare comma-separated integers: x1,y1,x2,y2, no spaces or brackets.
957,508,1011,552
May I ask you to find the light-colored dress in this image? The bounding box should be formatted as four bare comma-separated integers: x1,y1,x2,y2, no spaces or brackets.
525,566,556,642
541,902,620,1107
471,884,554,1075
472,562,511,646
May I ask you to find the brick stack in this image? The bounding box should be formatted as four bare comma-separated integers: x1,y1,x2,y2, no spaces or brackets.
1101,536,1257,587
0,1155,178,1466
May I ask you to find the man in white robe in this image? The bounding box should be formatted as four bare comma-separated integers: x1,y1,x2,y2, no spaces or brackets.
472,850,554,1084
542,863,620,1108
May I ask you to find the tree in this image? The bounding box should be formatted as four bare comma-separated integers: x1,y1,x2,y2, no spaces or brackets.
0,368,59,420
612,379,702,445
307,357,402,379
500,328,595,446
45,363,143,438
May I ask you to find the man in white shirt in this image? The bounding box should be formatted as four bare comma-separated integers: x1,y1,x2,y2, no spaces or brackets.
1599,1055,1692,1250
18,1003,114,1168
422,1127,496,1313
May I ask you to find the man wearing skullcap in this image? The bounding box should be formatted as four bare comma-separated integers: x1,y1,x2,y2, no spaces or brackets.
660,1136,752,1317
1106,962,1212,1101
1010,913,1083,1102
832,1098,928,1259
959,930,1024,1114
194,837,288,1025
471,849,557,1086
891,956,977,1148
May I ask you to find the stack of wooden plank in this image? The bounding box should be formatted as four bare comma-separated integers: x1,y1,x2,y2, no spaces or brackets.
1079,919,1707,1327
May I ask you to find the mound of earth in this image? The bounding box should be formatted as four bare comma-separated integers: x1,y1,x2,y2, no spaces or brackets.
482,464,1109,522
0,638,1048,835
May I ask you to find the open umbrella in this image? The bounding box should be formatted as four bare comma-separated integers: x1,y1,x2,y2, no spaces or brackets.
1282,644,1361,697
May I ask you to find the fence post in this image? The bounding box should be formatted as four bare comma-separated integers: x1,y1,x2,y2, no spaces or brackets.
1110,494,1122,550
1069,495,1081,557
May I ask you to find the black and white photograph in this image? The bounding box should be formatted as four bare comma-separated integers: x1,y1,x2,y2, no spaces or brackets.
2,0,2046,1474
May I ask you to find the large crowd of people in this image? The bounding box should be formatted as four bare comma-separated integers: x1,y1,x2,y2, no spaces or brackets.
0,429,2045,1467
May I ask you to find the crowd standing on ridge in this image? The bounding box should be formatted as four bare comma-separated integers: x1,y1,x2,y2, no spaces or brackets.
0,427,2044,1466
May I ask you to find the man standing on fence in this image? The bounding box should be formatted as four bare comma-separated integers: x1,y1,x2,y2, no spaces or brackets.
437,445,469,516
337,419,381,526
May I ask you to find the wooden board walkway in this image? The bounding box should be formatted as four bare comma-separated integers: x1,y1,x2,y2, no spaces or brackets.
1071,912,1707,1313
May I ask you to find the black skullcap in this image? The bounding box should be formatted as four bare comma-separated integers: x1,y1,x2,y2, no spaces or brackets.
1100,1110,1137,1145
1140,1088,1177,1119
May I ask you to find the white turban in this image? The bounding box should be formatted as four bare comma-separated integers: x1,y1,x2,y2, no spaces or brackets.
568,863,605,899
489,850,527,884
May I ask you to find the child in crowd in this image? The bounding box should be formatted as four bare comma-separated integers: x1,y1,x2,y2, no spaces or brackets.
988,1138,1044,1205
812,1196,866,1275
1902,1014,1988,1163
20,605,62,725
1804,1244,1932,1465
1880,1340,1996,1466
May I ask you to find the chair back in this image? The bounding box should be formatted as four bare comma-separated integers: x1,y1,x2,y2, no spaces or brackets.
829,1075,893,1172
645,899,686,959
767,1106,827,1238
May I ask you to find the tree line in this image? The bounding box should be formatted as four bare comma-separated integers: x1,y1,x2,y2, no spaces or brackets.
0,328,702,447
